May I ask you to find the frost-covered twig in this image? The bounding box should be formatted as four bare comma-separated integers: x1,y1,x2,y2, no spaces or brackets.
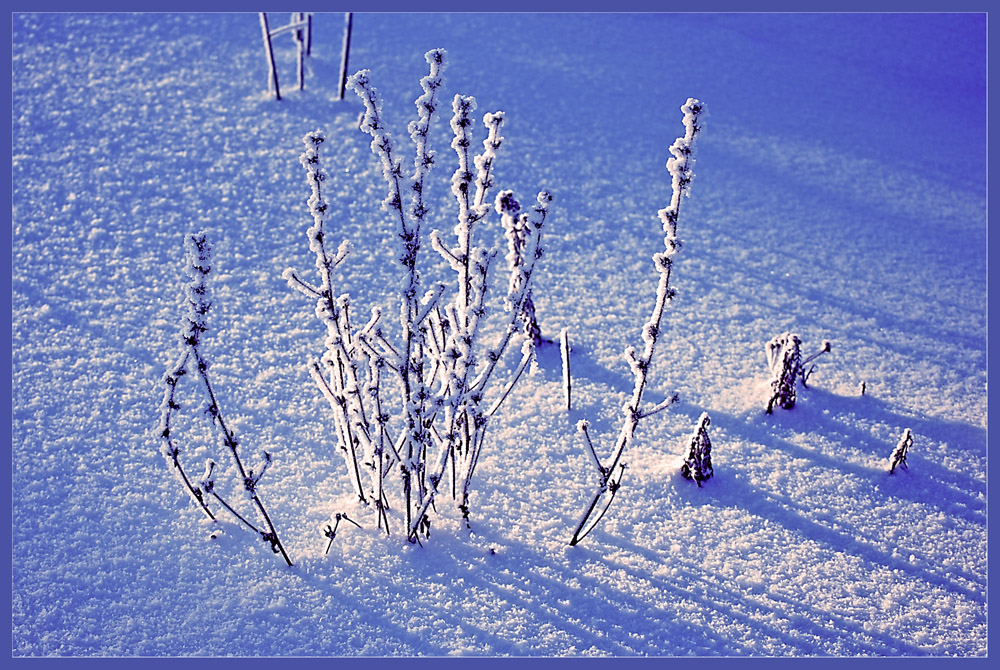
487,341,535,417
888,428,912,474
800,339,831,388
158,233,292,566
680,413,714,486
158,349,216,522
638,392,681,420
577,420,605,478
569,98,704,546
561,328,571,411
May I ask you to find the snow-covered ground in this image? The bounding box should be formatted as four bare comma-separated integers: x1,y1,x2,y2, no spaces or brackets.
11,11,987,656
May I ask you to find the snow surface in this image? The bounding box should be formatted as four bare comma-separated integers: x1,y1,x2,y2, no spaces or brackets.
10,11,987,657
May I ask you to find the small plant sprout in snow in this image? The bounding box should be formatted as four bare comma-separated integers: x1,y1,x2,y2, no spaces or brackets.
285,49,550,546
765,332,802,413
889,428,913,474
157,233,292,566
568,97,704,546
323,512,362,555
560,327,571,411
680,413,714,486
765,332,831,414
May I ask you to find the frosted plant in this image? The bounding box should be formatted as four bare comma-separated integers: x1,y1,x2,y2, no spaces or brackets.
765,332,831,413
568,97,704,546
285,49,550,545
765,332,802,413
157,233,292,566
680,413,713,486
888,428,913,474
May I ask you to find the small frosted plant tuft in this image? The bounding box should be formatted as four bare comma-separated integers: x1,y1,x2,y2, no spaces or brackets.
765,332,831,413
680,413,714,486
888,428,913,474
